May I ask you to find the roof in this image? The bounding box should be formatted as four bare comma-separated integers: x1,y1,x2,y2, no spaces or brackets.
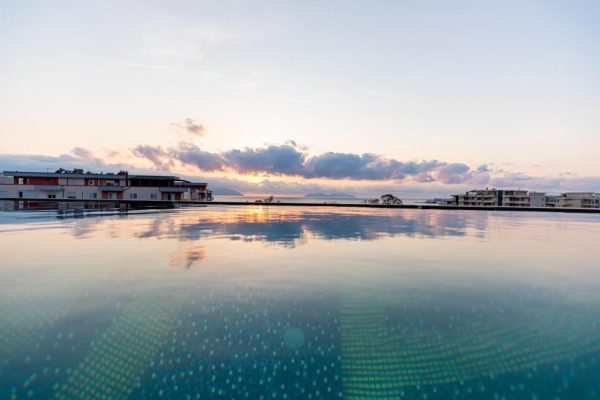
4,171,126,180
181,182,208,186
129,175,180,180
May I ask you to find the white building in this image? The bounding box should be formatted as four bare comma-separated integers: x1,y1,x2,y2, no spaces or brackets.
545,192,599,209
0,170,212,202
455,189,532,207
528,192,547,208
455,189,501,207
449,188,599,209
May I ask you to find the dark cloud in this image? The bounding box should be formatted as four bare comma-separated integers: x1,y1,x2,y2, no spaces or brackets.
184,118,204,135
130,142,491,185
285,140,308,151
132,145,173,170
0,148,131,173
3,147,600,196
224,145,305,175
172,118,205,136
303,152,389,179
172,142,227,172
7,142,599,195
71,147,97,161
434,163,472,184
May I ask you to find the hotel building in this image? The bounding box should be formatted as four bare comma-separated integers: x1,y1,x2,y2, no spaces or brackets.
545,192,600,209
0,169,212,202
444,189,599,209
453,189,533,207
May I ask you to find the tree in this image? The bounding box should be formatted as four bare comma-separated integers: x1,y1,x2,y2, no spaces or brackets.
380,194,403,205
362,198,380,205
256,195,274,203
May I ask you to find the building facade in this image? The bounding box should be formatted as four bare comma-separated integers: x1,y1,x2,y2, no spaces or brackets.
0,170,212,202
545,192,600,209
454,189,532,207
445,188,599,209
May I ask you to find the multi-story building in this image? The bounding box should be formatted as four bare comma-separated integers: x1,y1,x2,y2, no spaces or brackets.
0,169,212,202
455,189,531,207
528,192,547,208
545,192,599,209
455,189,501,207
500,190,530,207
449,189,599,209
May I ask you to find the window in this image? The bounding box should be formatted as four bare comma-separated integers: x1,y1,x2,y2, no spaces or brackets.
129,193,138,199
18,178,24,185
19,191,23,198
67,192,76,199
88,192,98,199
47,194,56,199
150,193,158,200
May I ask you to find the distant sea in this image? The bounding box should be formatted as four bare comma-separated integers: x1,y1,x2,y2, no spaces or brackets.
213,195,429,205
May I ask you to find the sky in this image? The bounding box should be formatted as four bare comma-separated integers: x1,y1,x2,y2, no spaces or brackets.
1,0,599,196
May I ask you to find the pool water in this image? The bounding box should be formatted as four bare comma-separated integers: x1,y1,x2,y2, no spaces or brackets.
1,204,600,399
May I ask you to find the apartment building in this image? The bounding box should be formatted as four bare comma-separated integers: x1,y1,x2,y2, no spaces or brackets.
0,169,212,202
447,188,599,209
454,189,531,207
545,192,599,209
455,189,501,207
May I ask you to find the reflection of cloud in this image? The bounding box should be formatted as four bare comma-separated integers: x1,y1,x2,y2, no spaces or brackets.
43,204,483,248
170,245,206,269
135,216,176,239
172,209,483,247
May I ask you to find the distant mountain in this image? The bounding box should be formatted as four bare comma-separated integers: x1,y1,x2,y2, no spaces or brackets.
304,192,356,198
211,187,244,196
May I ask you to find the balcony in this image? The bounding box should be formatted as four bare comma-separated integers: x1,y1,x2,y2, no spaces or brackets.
159,187,188,193
34,185,63,191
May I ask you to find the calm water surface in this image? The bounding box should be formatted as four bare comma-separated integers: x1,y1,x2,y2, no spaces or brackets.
1,203,600,399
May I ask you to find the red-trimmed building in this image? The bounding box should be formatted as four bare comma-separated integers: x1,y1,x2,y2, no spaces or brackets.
0,169,212,201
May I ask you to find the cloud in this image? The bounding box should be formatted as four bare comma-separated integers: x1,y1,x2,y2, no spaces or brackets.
171,142,227,172
4,143,600,197
433,163,472,184
224,145,305,175
171,118,205,136
0,148,131,173
130,142,493,186
132,145,173,170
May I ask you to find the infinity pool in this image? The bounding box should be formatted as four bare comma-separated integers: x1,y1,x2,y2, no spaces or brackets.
1,204,599,399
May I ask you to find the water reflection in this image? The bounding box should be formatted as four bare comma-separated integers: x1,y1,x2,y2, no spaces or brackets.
169,245,207,269
0,202,485,244
1,203,600,399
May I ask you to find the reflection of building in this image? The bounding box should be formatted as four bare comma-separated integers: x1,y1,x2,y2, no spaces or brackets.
444,188,599,209
0,169,212,201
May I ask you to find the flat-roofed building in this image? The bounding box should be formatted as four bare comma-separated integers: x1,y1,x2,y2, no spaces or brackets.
455,189,531,207
453,189,554,208
501,190,530,207
528,192,547,208
456,190,500,207
546,192,600,209
0,170,212,202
